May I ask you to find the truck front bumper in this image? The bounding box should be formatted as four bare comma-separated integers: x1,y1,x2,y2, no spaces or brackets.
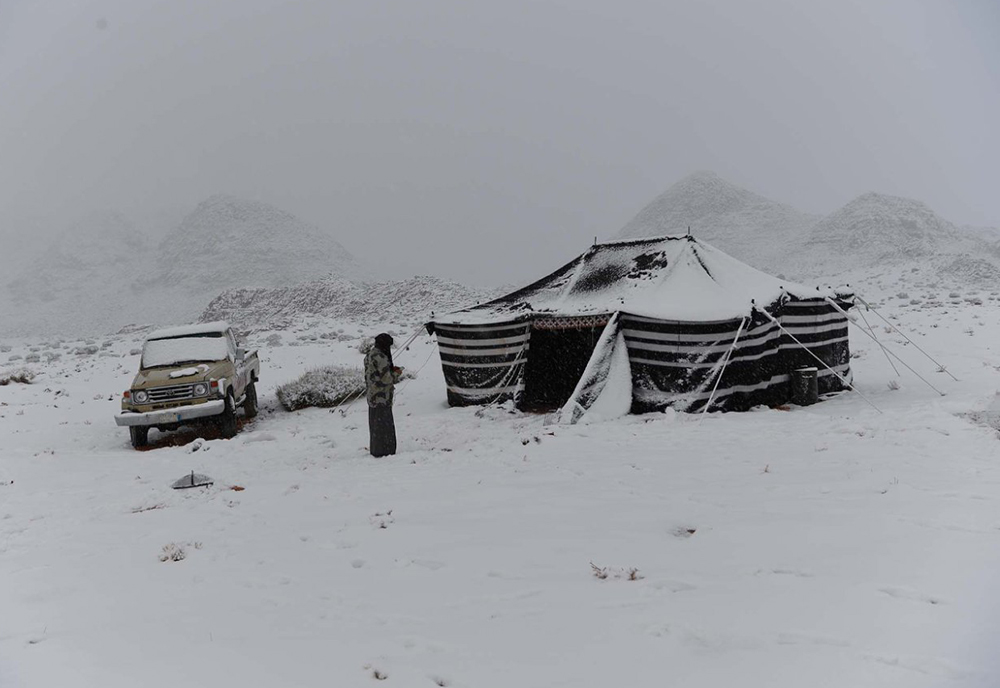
115,400,226,427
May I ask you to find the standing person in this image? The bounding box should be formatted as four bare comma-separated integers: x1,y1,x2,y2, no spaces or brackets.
364,333,402,457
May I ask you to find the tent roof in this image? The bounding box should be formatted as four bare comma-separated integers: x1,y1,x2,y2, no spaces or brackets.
433,235,841,325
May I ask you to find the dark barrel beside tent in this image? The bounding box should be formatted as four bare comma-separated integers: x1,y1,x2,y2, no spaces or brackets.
425,235,853,420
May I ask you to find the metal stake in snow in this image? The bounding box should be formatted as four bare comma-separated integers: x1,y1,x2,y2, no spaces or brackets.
759,309,883,414
824,298,945,397
172,471,213,489
699,317,747,421
854,295,958,381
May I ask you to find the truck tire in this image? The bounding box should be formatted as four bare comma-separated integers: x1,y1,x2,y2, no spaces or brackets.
220,391,238,439
130,426,149,449
243,379,258,419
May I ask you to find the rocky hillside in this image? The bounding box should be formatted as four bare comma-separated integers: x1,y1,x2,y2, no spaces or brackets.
201,275,499,332
616,171,820,272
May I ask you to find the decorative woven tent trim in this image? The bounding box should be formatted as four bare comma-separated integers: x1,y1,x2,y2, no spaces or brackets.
532,315,612,330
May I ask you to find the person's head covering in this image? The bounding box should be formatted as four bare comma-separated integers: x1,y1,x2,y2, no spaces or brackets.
374,333,394,366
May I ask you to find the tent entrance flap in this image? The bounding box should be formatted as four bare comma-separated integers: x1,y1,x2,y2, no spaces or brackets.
520,320,607,411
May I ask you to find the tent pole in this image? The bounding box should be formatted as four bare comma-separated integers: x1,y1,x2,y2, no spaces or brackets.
699,317,747,420
854,295,959,381
824,298,945,396
759,310,883,414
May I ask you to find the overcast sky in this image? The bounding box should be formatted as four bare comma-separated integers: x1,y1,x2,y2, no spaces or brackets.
1,0,997,285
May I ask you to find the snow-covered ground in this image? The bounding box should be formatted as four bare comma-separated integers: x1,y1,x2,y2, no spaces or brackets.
3,300,1000,687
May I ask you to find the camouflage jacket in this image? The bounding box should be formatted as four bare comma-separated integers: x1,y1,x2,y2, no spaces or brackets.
364,348,400,407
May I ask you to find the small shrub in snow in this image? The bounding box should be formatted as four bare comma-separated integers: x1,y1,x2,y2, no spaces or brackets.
75,346,99,356
129,348,141,356
276,365,365,411
0,368,36,385
159,541,202,562
896,292,909,299
160,543,186,562
265,333,283,347
25,353,41,363
0,345,10,353
590,562,643,581
8,354,22,362
887,379,900,391
44,352,62,363
949,291,961,298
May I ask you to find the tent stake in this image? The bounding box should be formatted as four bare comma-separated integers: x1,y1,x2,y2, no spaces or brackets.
699,317,746,421
854,295,958,381
824,298,945,397
760,310,883,414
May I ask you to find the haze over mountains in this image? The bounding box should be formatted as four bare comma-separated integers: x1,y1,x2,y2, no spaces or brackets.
1,197,364,337
616,171,1000,288
3,173,1000,339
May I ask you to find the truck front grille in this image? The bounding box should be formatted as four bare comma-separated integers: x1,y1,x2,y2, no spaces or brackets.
147,384,196,403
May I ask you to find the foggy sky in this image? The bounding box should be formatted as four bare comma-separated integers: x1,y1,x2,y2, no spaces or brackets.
1,0,997,285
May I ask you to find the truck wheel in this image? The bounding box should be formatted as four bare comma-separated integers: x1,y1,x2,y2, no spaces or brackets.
129,426,149,449
220,391,238,439
243,379,258,419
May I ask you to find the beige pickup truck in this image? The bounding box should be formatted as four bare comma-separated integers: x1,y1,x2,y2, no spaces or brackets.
115,321,260,448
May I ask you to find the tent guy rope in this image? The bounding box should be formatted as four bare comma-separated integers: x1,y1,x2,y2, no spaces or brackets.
854,295,958,381
824,298,945,397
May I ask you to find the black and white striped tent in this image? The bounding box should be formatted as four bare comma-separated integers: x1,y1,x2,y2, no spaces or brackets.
425,235,852,419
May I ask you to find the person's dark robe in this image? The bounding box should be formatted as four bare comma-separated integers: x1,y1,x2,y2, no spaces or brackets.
368,405,397,457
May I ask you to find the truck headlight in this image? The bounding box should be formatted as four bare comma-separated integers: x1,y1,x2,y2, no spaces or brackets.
193,383,208,397
133,390,149,403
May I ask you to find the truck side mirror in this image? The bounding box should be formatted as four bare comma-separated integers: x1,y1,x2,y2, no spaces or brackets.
236,347,245,360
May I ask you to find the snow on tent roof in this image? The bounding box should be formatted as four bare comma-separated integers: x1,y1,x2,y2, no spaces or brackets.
146,321,230,341
432,235,834,325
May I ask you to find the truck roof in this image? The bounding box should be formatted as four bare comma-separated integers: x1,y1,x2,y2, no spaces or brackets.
146,321,231,342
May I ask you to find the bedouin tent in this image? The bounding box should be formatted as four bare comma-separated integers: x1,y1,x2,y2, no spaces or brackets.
425,235,853,421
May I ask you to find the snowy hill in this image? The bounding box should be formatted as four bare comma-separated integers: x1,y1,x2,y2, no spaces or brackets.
616,171,820,272
805,192,958,265
147,195,363,292
616,173,1000,290
202,275,499,332
0,211,186,337
1,198,369,338
796,193,1000,288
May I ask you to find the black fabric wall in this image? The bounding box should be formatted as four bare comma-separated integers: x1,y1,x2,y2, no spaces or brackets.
432,297,852,413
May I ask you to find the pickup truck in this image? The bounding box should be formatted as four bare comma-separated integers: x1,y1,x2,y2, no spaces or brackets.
115,321,260,448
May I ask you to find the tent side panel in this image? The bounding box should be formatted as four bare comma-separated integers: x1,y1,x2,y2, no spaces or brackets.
623,315,786,412
777,299,852,394
621,299,851,413
432,321,530,406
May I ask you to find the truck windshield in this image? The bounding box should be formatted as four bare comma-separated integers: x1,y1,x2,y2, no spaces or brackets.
141,334,229,369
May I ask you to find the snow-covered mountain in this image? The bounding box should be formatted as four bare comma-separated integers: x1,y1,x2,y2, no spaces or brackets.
146,195,362,292
616,171,820,272
202,275,499,332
